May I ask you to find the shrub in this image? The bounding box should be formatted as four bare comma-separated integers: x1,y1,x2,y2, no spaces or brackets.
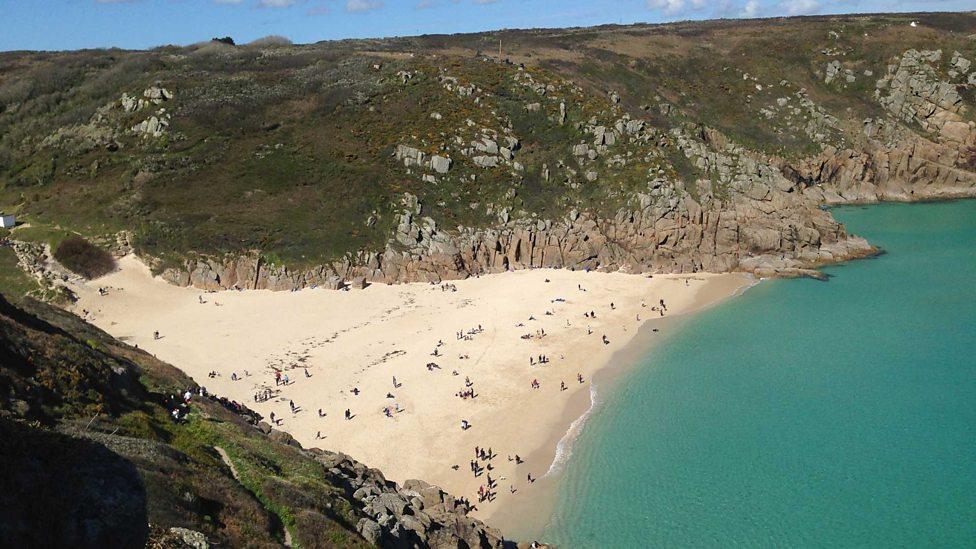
247,35,293,48
54,236,116,279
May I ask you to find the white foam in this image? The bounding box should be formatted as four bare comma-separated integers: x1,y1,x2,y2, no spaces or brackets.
544,380,600,477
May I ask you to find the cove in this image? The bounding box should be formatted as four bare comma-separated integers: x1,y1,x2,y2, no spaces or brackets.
543,200,976,547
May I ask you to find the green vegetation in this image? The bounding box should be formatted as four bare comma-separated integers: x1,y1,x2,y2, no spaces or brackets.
0,244,37,300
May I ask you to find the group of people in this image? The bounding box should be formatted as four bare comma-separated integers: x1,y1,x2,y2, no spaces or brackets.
253,387,275,403
456,325,484,341
529,354,550,365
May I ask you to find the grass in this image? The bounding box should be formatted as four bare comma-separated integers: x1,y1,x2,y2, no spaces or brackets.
0,242,37,301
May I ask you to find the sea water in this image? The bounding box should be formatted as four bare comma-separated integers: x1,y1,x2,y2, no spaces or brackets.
543,200,976,547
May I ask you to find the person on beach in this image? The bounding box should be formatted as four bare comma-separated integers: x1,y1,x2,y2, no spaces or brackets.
578,373,584,384
153,330,160,340
561,381,566,391
318,408,325,417
344,409,352,420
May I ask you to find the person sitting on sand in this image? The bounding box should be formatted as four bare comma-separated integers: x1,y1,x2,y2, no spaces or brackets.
318,408,326,417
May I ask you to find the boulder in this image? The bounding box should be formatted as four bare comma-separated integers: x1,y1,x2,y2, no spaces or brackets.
356,518,383,545
431,155,452,174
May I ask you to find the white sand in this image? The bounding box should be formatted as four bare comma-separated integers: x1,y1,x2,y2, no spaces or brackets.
71,255,753,524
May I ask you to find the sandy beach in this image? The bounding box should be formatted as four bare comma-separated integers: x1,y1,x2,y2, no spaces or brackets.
71,255,754,527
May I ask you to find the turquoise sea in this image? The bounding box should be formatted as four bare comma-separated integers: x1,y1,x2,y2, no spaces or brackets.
544,200,976,547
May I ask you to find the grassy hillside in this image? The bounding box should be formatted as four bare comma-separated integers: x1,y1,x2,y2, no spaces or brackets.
0,12,974,294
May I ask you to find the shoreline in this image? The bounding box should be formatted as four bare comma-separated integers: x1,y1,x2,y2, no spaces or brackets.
484,275,759,539
69,255,754,534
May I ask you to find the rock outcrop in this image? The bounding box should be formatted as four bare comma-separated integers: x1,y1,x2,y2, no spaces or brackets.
311,450,504,548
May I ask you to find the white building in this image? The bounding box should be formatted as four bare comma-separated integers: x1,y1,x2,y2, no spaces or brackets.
0,212,15,229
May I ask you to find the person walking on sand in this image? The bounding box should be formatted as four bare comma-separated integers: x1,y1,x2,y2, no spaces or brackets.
578,373,584,384
345,409,352,420
153,330,160,340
